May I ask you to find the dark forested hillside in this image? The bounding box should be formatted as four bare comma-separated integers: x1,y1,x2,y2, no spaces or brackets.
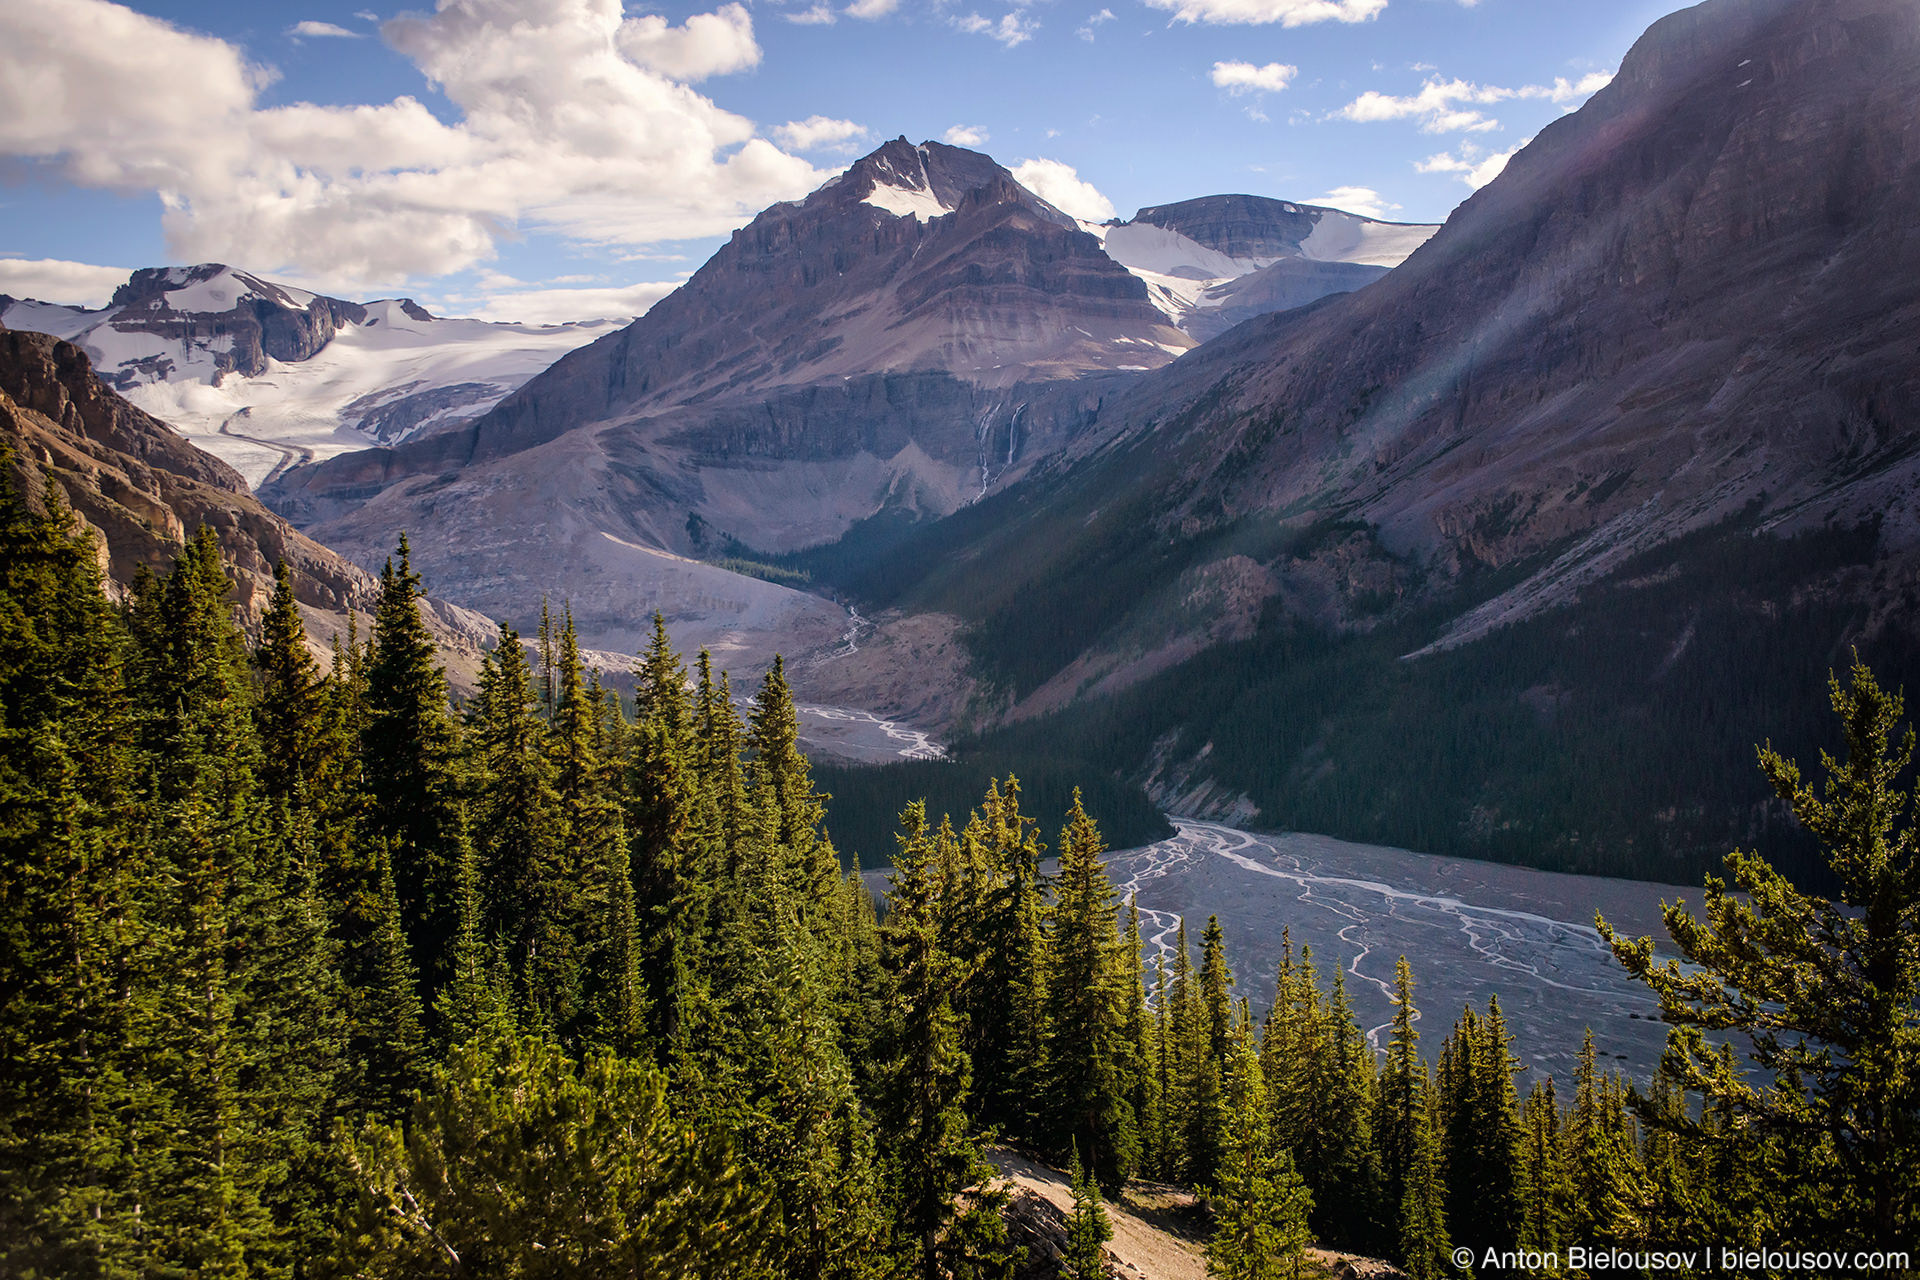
2,467,1914,1274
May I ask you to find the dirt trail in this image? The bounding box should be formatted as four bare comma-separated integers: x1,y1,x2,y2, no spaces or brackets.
986,1148,1404,1280
989,1149,1209,1280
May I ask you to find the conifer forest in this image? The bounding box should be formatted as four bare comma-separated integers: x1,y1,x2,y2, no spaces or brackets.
3,474,1917,1278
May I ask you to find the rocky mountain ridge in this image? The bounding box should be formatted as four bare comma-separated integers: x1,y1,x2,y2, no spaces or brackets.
0,265,621,486
0,322,491,673
1095,193,1439,340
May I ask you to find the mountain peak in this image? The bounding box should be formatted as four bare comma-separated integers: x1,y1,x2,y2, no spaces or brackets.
823,137,1030,224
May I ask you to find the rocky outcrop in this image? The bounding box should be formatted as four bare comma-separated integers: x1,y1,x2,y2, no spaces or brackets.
102,264,368,383
1128,193,1330,261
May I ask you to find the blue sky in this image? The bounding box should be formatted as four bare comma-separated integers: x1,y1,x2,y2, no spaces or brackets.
0,0,1692,322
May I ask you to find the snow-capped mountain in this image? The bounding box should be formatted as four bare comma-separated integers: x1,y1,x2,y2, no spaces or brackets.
1089,195,1440,341
0,264,622,486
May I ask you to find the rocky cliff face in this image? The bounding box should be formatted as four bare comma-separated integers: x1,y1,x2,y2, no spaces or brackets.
0,325,490,670
1093,193,1438,336
104,264,369,380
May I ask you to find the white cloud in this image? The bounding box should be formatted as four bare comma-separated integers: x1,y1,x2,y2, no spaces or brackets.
1211,60,1297,94
775,115,869,152
1338,68,1614,135
953,12,1038,46
616,3,761,82
1144,0,1385,28
447,279,681,325
1076,8,1116,39
943,124,990,146
1416,139,1527,188
845,0,899,17
1307,185,1398,219
0,256,131,307
1010,158,1116,222
1551,70,1614,104
288,20,362,38
784,3,837,22
0,0,830,293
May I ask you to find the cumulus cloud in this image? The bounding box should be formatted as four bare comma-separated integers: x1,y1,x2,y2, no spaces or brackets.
1338,69,1614,134
0,0,828,293
845,0,900,17
616,3,761,82
288,20,362,38
784,3,837,22
0,256,132,307
1211,60,1297,94
446,279,682,325
774,115,869,152
1144,0,1384,28
1307,186,1399,219
1416,139,1528,188
943,124,990,146
1076,8,1116,40
953,12,1038,46
1010,158,1116,222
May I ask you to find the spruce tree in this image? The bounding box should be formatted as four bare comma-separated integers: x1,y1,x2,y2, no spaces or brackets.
1398,1071,1457,1280
0,463,147,1274
882,802,998,1280
1374,956,1426,1239
469,621,573,1031
360,536,462,996
1208,1033,1314,1280
1045,791,1138,1188
967,776,1051,1144
1516,1078,1569,1262
1601,658,1920,1245
1062,1142,1113,1280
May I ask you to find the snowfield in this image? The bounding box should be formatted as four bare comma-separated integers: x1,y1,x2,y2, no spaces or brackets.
2,267,623,487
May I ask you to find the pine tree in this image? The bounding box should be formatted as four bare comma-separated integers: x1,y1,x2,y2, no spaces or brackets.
1601,657,1920,1245
1516,1078,1569,1263
1398,1070,1458,1280
360,536,462,997
1374,957,1426,1239
1208,1033,1314,1280
1045,791,1138,1188
1062,1142,1113,1280
882,802,999,1280
332,1031,770,1278
0,461,148,1274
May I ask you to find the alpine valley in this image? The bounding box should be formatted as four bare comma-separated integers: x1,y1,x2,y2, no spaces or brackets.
5,0,1920,1273
211,0,1920,890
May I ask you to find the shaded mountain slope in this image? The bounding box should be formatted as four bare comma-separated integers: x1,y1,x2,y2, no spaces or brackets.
797,0,1920,879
